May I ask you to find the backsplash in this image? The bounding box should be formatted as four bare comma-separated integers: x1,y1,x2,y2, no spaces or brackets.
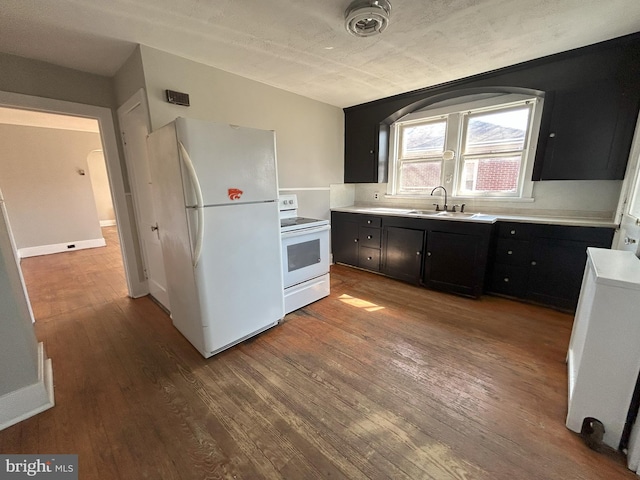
351,181,622,220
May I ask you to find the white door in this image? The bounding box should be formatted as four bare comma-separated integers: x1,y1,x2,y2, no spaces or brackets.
117,90,170,310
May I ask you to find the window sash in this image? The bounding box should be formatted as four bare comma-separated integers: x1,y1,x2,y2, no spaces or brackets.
397,157,443,193
461,104,532,156
398,119,447,159
389,95,538,198
458,152,525,196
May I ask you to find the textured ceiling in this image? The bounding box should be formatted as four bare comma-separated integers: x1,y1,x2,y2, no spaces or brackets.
1,0,640,108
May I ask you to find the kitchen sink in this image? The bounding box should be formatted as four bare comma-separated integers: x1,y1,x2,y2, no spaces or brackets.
434,211,477,218
406,210,482,219
366,207,415,214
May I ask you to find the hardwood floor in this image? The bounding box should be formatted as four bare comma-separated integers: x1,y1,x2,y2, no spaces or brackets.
1,228,635,479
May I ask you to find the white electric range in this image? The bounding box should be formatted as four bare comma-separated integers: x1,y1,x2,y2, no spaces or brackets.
278,194,330,314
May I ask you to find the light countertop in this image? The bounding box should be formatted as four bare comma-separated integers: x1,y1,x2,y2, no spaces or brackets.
332,205,618,228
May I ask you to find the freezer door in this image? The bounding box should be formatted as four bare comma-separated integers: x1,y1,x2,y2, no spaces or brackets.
176,117,278,206
191,201,284,354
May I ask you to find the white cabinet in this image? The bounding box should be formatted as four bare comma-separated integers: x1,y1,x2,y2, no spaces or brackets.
566,247,640,449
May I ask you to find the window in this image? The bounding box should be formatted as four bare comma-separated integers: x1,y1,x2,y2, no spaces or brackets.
389,94,542,199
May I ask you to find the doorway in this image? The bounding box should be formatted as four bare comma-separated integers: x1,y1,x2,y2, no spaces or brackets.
0,90,148,321
0,107,129,320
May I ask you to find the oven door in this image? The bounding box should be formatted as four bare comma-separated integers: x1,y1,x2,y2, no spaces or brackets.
281,224,330,288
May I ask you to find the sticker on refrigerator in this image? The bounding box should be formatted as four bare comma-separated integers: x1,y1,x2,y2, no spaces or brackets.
228,188,243,200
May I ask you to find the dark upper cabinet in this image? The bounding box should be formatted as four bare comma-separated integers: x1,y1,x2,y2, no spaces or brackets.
533,80,639,180
344,109,389,184
344,114,378,183
343,33,640,184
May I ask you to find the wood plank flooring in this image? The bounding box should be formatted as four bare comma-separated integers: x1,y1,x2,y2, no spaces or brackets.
1,226,635,479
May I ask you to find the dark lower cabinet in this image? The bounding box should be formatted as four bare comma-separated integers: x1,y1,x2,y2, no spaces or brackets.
331,214,360,266
488,222,615,311
423,230,487,297
382,226,425,284
332,211,492,297
331,211,382,272
527,238,596,310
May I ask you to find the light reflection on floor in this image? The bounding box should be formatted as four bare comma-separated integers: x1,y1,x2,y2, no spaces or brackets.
337,294,384,312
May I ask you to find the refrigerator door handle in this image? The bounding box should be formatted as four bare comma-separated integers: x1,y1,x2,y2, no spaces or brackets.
178,141,205,267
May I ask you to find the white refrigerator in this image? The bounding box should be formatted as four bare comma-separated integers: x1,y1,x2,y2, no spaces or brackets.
147,117,285,358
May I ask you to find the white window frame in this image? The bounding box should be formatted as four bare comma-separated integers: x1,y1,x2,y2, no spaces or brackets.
387,93,544,201
395,116,448,194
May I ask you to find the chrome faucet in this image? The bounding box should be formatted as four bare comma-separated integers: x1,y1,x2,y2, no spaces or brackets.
430,186,448,212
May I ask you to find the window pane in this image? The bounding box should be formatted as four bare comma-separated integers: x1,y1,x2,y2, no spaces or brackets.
459,156,522,193
400,161,442,190
401,121,446,157
464,107,530,154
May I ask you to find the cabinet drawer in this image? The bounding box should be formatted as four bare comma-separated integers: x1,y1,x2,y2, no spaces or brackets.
360,227,381,247
497,222,535,240
360,216,382,227
495,238,531,266
359,247,381,271
490,264,529,297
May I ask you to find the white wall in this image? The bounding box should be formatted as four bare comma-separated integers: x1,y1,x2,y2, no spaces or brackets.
0,124,103,249
87,149,116,225
138,45,344,219
0,201,38,395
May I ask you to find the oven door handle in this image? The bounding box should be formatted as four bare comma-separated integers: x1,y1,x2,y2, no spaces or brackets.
281,224,330,239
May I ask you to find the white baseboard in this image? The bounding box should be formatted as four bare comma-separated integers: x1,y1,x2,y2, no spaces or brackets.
18,237,106,258
99,219,117,227
0,342,55,431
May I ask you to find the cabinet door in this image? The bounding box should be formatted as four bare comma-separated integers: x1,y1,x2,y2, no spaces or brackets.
331,214,359,266
527,238,592,310
344,116,378,183
536,80,632,180
423,230,482,297
382,227,425,284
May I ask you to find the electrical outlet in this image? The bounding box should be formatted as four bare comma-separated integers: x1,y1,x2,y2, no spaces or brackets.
374,192,379,200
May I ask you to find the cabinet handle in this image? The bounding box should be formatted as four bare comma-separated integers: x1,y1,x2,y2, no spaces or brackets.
367,256,373,261
504,277,510,282
549,132,556,138
367,235,373,239
369,150,374,154
354,239,358,243
416,251,421,256
367,220,372,224
510,229,516,235
531,261,537,266
507,250,513,255
427,252,432,256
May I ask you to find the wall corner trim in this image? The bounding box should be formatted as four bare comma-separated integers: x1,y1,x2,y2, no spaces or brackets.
0,342,54,431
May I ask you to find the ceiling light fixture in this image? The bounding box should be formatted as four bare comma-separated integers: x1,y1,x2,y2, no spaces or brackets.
344,0,392,37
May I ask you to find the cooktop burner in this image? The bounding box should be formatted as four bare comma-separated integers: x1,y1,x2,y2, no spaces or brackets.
280,216,329,232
